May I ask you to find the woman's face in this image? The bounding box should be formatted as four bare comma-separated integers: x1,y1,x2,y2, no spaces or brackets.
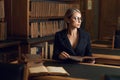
68,12,82,29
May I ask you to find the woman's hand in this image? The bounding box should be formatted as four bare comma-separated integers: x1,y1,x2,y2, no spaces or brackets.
91,60,95,64
83,58,95,64
59,51,70,60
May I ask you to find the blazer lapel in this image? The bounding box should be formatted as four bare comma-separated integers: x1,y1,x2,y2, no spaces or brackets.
61,30,76,55
76,29,87,51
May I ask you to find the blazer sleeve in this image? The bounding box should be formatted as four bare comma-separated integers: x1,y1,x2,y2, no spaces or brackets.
85,33,92,56
52,32,62,60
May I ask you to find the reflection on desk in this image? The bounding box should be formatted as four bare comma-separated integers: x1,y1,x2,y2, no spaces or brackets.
29,76,88,80
43,61,120,80
92,48,120,66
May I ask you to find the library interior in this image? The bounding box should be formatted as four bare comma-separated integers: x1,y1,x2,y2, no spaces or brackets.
0,0,120,80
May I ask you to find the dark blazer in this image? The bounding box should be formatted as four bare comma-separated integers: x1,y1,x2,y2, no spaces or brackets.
52,28,92,60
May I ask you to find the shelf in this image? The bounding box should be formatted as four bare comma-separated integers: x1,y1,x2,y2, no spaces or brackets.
22,35,54,44
30,0,78,3
0,40,20,48
29,17,64,23
30,16,63,20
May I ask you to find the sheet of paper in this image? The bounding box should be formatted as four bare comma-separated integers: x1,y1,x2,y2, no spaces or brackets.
47,66,68,74
29,65,48,73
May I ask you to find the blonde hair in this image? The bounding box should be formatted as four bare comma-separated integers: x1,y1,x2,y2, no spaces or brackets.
64,8,81,23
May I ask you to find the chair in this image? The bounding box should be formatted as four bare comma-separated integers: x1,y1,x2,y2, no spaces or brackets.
0,63,28,80
91,30,115,49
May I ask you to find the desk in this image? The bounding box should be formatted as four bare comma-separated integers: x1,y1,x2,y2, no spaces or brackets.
24,54,120,80
43,61,120,80
93,54,120,66
0,41,21,63
92,48,120,66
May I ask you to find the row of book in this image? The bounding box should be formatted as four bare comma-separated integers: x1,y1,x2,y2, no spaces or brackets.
30,1,79,17
0,22,7,40
29,20,66,38
30,42,54,59
0,0,5,19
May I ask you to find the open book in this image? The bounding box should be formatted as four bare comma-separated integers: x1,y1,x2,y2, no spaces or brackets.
69,56,96,63
29,65,69,76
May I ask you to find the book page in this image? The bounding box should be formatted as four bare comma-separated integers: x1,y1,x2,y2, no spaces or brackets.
69,56,95,62
29,65,48,74
69,56,83,62
46,66,69,75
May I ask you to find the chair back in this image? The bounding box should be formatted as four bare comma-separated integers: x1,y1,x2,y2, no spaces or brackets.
0,63,25,80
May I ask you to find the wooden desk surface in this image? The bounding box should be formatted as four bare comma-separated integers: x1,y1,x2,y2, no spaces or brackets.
92,48,120,66
25,54,120,80
43,61,120,80
29,76,88,80
92,48,120,56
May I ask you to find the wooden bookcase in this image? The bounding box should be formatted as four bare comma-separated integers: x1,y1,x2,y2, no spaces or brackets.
4,0,81,56
0,0,22,63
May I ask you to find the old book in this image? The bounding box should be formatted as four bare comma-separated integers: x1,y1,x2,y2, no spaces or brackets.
69,56,96,63
29,65,69,76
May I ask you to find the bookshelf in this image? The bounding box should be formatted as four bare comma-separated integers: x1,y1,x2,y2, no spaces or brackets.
0,0,22,63
4,0,81,57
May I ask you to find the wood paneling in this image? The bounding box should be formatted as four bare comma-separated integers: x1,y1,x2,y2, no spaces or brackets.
85,0,95,39
4,0,12,38
99,0,118,40
12,0,29,38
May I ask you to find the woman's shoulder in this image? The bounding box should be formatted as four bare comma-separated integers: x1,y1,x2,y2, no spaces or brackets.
55,29,67,35
79,28,89,35
78,28,90,39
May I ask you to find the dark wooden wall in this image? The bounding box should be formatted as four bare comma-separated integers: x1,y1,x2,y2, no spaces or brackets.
4,0,120,40
99,0,118,40
85,0,120,40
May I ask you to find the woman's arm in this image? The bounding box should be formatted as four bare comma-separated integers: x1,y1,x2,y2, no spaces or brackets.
52,32,70,60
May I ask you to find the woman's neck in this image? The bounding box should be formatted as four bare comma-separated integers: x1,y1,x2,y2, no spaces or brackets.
67,28,78,36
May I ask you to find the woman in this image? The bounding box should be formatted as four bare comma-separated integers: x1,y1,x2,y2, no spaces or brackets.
52,8,94,63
